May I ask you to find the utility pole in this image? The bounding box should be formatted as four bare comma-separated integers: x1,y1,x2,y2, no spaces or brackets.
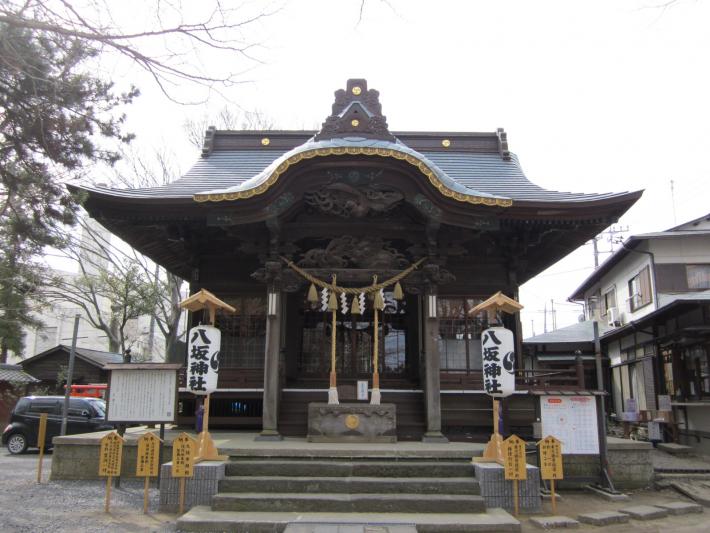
670,179,677,225
550,299,557,330
590,225,630,269
60,314,81,436
543,302,547,333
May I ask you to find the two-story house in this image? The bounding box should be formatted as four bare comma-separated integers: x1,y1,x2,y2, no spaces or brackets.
569,213,710,450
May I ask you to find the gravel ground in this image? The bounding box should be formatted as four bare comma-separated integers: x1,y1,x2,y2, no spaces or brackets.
0,449,177,533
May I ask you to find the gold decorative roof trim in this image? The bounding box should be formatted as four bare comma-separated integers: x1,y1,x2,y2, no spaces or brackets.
193,147,513,207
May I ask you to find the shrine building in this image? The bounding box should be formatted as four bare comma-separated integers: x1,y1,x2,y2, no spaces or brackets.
74,79,641,442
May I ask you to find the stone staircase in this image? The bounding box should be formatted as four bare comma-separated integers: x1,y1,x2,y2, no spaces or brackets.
177,455,521,532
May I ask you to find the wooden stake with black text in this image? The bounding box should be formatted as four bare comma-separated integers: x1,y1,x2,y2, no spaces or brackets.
503,435,527,518
136,432,162,514
172,433,196,515
537,435,563,515
98,432,124,513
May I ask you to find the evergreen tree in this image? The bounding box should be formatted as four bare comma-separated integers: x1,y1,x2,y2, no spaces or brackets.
0,22,136,360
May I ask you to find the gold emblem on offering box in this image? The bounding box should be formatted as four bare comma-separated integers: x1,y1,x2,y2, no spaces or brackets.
442,139,451,147
345,414,360,429
261,137,270,146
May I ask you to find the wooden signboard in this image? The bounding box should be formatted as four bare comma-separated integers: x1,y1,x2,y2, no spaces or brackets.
537,435,564,514
36,413,48,483
99,431,124,477
172,432,196,514
538,436,563,480
137,432,161,477
503,434,527,517
98,431,124,512
503,435,528,516
503,434,527,480
137,432,162,514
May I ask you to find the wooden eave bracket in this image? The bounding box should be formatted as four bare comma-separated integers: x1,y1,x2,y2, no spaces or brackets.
468,291,523,317
179,288,236,325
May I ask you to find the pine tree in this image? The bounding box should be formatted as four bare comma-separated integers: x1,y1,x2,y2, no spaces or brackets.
0,23,136,360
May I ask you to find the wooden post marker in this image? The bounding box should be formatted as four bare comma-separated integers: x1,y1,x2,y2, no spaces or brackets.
36,413,48,483
136,432,162,514
469,292,524,465
503,434,527,517
537,435,564,515
180,289,232,462
98,431,124,513
172,432,196,515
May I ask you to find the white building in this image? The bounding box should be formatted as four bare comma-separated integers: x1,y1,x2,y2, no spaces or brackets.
569,213,710,450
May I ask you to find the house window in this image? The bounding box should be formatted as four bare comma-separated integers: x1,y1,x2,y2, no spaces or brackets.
628,266,652,312
437,297,487,372
687,265,710,290
602,288,616,316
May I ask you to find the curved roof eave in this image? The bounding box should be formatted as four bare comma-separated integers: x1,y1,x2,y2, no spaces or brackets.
192,137,514,208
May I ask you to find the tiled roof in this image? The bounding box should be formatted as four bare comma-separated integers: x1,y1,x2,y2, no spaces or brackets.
78,134,636,205
0,364,39,383
524,320,612,344
73,347,124,366
21,345,123,368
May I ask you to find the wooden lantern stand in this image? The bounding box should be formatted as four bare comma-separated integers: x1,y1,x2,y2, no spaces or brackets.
469,291,524,465
179,289,234,462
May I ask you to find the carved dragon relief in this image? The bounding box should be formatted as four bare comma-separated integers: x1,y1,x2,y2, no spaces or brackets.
303,170,403,219
297,235,409,270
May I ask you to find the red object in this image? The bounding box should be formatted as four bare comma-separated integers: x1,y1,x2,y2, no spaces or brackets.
66,384,107,398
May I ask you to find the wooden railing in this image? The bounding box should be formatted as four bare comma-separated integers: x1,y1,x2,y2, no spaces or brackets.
441,358,588,392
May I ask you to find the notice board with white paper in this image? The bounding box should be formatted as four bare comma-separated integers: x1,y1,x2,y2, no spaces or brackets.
105,364,181,423
540,395,599,454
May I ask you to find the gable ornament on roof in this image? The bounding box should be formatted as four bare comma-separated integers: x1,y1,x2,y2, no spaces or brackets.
314,79,395,142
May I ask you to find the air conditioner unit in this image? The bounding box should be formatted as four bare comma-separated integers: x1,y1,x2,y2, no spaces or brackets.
607,307,620,327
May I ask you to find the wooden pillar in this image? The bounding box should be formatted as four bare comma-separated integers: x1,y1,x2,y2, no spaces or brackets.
422,284,447,443
257,285,283,441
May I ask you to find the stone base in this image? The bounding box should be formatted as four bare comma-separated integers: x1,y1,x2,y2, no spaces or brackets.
422,431,449,443
159,460,226,512
307,403,396,443
474,462,541,513
255,429,283,441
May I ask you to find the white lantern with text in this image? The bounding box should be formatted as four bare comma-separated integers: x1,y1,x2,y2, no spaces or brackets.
187,325,220,395
481,326,515,398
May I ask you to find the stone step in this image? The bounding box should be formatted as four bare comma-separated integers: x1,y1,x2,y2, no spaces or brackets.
219,475,480,495
657,443,694,455
226,460,474,478
177,506,521,532
212,492,487,514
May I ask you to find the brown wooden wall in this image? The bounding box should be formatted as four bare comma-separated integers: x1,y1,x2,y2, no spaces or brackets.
22,353,108,392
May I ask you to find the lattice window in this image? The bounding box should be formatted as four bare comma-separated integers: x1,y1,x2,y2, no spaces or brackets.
438,297,487,372
215,297,266,369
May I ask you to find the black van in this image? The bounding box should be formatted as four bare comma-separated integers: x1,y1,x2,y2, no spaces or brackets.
2,396,113,454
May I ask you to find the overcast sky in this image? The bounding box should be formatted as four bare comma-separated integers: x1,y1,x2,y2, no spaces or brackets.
89,0,710,337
